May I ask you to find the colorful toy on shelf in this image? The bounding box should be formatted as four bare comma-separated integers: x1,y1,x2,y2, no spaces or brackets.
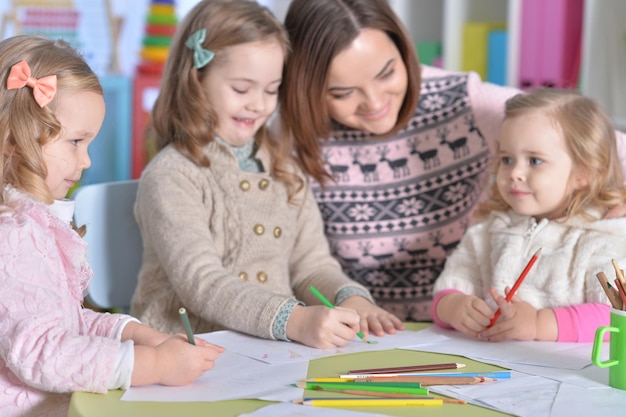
2,1,124,76
3,1,80,48
138,0,177,75
133,0,177,178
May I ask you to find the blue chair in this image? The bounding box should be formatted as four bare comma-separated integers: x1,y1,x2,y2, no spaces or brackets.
72,180,141,313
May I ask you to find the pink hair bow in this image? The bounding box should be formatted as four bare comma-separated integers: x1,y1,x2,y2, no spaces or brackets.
6,60,57,107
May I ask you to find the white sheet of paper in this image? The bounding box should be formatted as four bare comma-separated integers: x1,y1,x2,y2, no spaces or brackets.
432,374,559,417
236,402,392,417
441,378,626,417
401,326,593,370
121,348,307,402
483,359,610,389
550,382,626,415
199,329,421,365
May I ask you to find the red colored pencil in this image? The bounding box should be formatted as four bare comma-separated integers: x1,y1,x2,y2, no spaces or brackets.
488,248,542,328
347,363,465,375
614,278,626,310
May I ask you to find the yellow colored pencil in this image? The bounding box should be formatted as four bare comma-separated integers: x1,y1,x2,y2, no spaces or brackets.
297,398,443,407
304,378,355,383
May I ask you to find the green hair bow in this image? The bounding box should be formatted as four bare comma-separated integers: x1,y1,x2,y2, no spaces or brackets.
185,28,215,69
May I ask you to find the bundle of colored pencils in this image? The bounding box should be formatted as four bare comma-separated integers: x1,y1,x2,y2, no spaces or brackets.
596,259,626,310
294,363,509,407
295,380,430,397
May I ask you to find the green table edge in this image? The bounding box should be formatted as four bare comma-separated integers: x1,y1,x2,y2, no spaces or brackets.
68,323,512,417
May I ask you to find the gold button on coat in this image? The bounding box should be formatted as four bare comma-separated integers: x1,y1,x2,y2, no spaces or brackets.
257,271,268,283
239,272,248,281
258,179,270,190
239,180,250,191
254,224,265,235
273,227,281,238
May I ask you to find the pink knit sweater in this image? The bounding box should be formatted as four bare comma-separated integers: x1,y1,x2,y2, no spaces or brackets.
0,187,133,417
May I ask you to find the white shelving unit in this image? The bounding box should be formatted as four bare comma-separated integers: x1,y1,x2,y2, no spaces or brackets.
88,0,625,128
441,0,509,76
386,0,625,129
580,0,626,130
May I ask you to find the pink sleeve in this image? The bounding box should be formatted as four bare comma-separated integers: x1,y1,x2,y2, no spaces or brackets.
0,212,121,394
431,289,463,329
552,303,611,342
80,308,130,339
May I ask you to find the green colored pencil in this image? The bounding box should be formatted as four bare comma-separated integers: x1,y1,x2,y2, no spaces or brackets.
178,307,196,345
296,381,429,396
308,286,373,343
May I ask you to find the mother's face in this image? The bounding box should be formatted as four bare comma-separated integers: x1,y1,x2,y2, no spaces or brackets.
325,28,408,135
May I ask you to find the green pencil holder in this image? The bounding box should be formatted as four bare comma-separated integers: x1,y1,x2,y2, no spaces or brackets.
592,308,626,390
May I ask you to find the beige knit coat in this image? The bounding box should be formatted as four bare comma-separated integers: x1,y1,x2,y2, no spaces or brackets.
131,141,369,339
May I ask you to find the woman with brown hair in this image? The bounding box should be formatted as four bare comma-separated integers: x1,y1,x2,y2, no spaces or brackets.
279,0,626,324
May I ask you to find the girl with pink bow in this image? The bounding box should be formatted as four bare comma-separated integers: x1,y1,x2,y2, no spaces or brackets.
0,35,224,417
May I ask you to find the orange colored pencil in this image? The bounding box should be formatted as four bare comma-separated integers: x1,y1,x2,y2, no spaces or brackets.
357,375,491,386
488,248,542,328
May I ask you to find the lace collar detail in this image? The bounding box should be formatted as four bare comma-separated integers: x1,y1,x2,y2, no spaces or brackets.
215,136,263,173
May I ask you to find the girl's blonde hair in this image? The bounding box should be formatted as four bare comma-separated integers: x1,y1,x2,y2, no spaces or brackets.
0,35,102,205
476,88,626,221
150,0,302,198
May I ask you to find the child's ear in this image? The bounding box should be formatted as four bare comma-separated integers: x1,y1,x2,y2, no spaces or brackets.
571,167,589,190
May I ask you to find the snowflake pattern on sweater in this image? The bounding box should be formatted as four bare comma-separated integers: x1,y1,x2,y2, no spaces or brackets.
313,70,497,321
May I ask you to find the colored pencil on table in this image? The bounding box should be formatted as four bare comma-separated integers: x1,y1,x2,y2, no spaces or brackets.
295,381,429,396
488,248,542,328
339,371,511,379
178,307,196,345
300,381,425,389
308,285,373,343
596,271,623,310
355,376,493,386
347,362,465,375
305,390,467,403
295,398,443,407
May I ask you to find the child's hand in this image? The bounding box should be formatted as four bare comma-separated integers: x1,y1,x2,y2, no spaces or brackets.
478,288,557,342
436,293,493,337
338,295,404,337
132,335,224,386
286,305,360,349
156,336,224,386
